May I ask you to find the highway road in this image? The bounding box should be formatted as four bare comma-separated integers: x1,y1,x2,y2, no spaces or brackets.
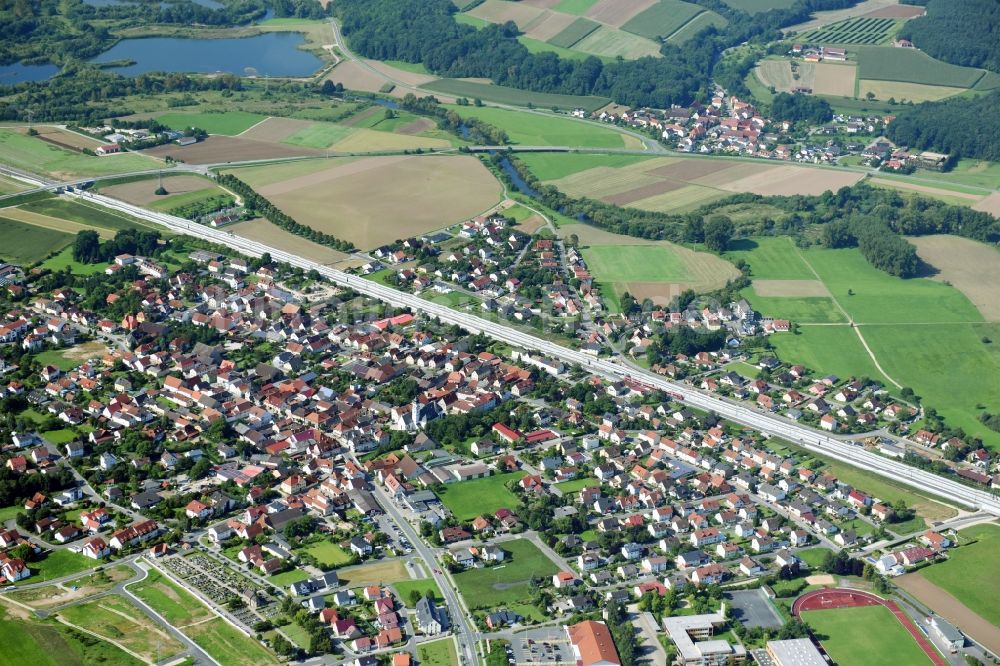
52,184,1000,521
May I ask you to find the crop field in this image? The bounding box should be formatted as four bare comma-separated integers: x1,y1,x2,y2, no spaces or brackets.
187,617,279,666
801,605,935,666
571,24,662,58
101,174,223,207
583,0,657,27
156,111,267,136
437,472,525,521
518,152,656,180
855,46,988,87
0,129,160,180
857,79,964,102
548,17,601,47
143,135,321,164
721,0,795,13
228,218,352,266
453,539,559,619
421,79,610,111
232,155,500,249
973,193,1000,217
622,0,713,39
669,11,729,42
444,105,634,148
811,62,857,97
797,16,899,45
59,595,186,662
0,216,74,264
910,236,1000,321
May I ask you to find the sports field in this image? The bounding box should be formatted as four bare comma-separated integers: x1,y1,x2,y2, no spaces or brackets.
436,472,525,521
0,129,160,179
0,216,74,264
444,105,634,148
801,605,935,666
452,539,559,620
156,111,267,136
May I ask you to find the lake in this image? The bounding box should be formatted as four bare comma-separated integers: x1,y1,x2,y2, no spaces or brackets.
0,62,60,85
90,33,322,77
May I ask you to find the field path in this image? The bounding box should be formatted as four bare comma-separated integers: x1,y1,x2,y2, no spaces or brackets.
54,615,149,664
793,246,904,389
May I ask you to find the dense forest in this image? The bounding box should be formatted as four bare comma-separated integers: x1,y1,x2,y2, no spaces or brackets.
898,0,1000,73
884,91,1000,161
334,0,862,108
768,92,833,124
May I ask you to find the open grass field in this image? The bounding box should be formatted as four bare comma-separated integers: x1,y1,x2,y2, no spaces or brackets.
622,0,704,39
453,539,558,619
547,17,601,48
20,197,159,232
518,152,655,180
300,540,353,568
417,637,459,666
279,122,353,148
0,603,142,666
437,472,525,521
35,343,107,371
796,547,833,569
769,325,882,381
857,79,964,102
30,550,94,582
58,595,185,662
897,572,1000,657
802,605,935,666
187,617,279,666
0,129,160,180
392,578,443,605
0,216,74,264
668,11,728,43
231,155,501,250
336,560,411,586
130,568,215,626
9,567,132,609
421,79,610,112
554,0,600,15
570,24,662,59
227,218,353,266
156,111,267,136
101,174,219,207
268,569,309,587
444,105,633,148
726,237,815,279
910,235,1000,322
0,173,30,195
38,246,113,276
854,46,989,88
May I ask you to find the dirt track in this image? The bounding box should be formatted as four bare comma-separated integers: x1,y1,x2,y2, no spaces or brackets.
897,574,1000,655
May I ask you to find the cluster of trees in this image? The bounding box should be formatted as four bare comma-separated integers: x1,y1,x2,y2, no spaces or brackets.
884,91,1000,161
216,174,356,252
0,466,75,508
72,228,163,265
648,324,729,365
398,93,508,145
606,599,639,666
856,227,921,278
898,0,999,73
768,92,833,124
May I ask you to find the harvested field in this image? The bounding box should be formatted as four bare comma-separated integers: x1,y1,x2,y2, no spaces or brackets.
718,164,863,196
972,192,1000,217
1,207,116,239
755,60,794,91
337,560,411,586
572,25,661,59
228,218,352,265
604,179,684,205
329,127,450,152
859,80,963,102
813,62,857,96
869,178,982,202
896,574,1000,656
525,11,578,40
910,235,1000,321
143,135,320,164
753,279,830,297
585,0,657,27
102,175,217,206
29,126,102,151
241,155,501,249
326,61,388,93
863,4,925,18
396,118,435,135
237,116,314,142
362,59,437,86
647,158,737,181
468,0,545,30
516,213,546,234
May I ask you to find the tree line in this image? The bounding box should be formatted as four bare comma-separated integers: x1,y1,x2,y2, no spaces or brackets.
884,91,1000,161
72,228,164,265
898,0,999,74
215,174,357,253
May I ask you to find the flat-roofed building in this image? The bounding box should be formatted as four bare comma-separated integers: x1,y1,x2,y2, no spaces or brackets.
662,605,747,665
765,638,826,666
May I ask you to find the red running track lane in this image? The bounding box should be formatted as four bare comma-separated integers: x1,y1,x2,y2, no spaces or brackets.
793,588,947,666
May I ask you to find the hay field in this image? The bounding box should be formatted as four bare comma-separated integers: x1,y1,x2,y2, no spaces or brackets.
572,25,662,59
753,279,830,297
238,117,315,142
585,0,657,27
102,175,219,206
621,0,705,40
813,62,857,96
228,218,352,265
755,60,794,90
716,164,863,196
910,235,1000,321
329,128,450,152
858,79,964,102
235,155,501,249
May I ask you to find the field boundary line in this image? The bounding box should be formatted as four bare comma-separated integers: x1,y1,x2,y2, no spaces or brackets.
663,10,707,42
792,244,903,389
235,116,273,138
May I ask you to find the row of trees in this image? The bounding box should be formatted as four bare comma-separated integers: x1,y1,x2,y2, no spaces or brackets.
72,228,163,265
398,94,509,145
215,174,356,252
898,0,999,74
884,91,1000,161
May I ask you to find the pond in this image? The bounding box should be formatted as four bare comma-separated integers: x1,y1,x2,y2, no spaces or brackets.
89,33,322,77
0,62,60,85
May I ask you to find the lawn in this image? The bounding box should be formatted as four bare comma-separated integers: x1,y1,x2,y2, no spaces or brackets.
0,129,159,179
554,477,600,494
796,547,833,569
268,568,309,587
58,595,185,662
452,539,558,618
38,246,110,276
0,604,142,666
31,550,94,582
130,569,214,626
0,217,74,264
35,349,85,372
392,578,443,606
40,429,77,445
918,523,1000,626
186,617,279,666
336,559,410,586
581,244,693,282
156,111,267,136
802,605,934,666
436,472,525,521
423,79,609,112
444,105,628,147
417,637,459,666
0,505,24,525
725,237,816,280
300,540,353,568
519,152,656,181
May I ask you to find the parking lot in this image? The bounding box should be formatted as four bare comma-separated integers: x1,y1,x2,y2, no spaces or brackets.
510,627,575,665
725,589,784,629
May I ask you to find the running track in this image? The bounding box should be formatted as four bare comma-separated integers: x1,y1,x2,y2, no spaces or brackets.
793,588,947,666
